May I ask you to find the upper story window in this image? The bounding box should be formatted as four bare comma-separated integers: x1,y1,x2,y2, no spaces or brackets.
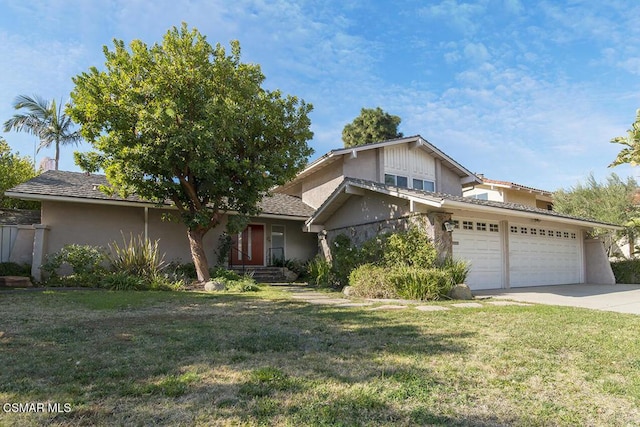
385,174,408,188
469,192,489,200
412,178,435,192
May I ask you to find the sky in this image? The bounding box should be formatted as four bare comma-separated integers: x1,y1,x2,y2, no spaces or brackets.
1,0,639,192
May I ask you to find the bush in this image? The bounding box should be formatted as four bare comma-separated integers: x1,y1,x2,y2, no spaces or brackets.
349,264,453,301
439,257,470,285
210,267,241,281
0,262,30,277
383,227,438,268
389,266,452,301
610,259,640,284
348,264,398,299
307,256,334,288
41,244,107,286
101,271,146,291
107,234,166,280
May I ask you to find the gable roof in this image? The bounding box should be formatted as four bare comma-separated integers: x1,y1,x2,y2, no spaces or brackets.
473,175,553,197
307,178,621,230
6,170,315,220
278,134,482,192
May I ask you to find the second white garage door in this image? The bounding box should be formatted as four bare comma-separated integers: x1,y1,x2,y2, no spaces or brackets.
508,224,582,287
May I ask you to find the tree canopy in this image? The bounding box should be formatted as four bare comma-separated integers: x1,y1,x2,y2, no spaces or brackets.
3,95,81,170
342,107,403,148
553,173,639,254
0,137,38,209
69,24,313,283
610,109,640,167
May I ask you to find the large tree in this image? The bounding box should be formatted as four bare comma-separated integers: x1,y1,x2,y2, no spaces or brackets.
342,107,403,148
553,173,639,255
3,95,81,170
0,137,38,209
68,24,313,283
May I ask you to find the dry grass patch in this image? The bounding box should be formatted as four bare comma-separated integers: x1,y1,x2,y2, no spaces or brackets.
0,288,639,425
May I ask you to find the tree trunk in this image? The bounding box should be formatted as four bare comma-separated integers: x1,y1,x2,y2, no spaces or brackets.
54,140,60,170
187,227,211,283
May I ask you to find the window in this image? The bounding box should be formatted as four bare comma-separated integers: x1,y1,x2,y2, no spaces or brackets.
563,232,569,239
540,229,546,236
520,227,528,234
385,174,408,188
470,192,489,200
270,225,285,264
476,222,487,231
556,231,562,238
463,221,474,230
490,224,499,232
510,226,518,233
548,230,554,237
571,232,576,239
531,228,537,235
452,220,460,229
413,178,435,192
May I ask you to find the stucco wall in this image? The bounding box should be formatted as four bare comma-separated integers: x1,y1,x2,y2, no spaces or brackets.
438,166,463,196
343,149,380,181
504,190,538,207
584,238,616,284
40,201,317,269
301,161,344,209
323,192,411,231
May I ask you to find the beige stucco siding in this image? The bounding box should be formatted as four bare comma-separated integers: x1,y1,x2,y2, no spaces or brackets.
41,201,316,267
504,190,538,206
343,149,381,181
301,160,344,209
323,192,411,230
438,166,463,196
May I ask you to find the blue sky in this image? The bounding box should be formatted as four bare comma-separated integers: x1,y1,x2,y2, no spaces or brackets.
1,0,639,191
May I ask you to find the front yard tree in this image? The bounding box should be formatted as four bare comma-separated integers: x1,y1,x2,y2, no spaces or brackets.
0,137,38,209
69,24,313,284
342,107,403,148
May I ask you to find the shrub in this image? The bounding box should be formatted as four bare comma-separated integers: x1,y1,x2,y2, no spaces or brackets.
348,264,398,299
610,259,640,284
225,276,260,292
389,266,452,301
210,267,241,281
41,244,107,286
307,256,334,288
439,257,470,285
0,262,30,277
107,234,166,281
383,227,437,268
101,271,146,291
331,234,361,287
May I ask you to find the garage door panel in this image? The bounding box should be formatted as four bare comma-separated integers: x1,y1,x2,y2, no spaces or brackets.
509,224,580,287
452,219,502,290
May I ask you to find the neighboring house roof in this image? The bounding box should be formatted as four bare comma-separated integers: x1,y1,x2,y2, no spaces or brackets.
307,178,622,230
5,170,315,220
0,209,41,225
473,175,553,197
278,134,482,192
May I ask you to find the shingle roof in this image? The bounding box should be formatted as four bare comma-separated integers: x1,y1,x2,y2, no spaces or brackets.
478,177,553,196
6,170,314,219
0,209,41,225
310,178,621,229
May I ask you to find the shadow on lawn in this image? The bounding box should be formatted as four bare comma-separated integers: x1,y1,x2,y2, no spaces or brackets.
1,291,485,425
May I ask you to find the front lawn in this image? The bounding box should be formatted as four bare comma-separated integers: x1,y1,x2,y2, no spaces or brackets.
1,288,639,426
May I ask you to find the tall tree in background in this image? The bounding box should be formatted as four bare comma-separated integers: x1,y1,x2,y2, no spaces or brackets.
3,95,82,170
554,173,640,256
342,107,403,148
0,137,38,209
69,24,313,284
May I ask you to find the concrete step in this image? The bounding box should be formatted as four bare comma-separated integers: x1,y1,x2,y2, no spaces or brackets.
229,267,288,282
0,276,33,288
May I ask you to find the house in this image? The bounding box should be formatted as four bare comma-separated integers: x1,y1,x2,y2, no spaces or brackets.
6,134,620,289
463,175,554,211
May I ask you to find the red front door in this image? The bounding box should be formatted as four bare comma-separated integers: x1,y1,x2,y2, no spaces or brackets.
230,224,264,266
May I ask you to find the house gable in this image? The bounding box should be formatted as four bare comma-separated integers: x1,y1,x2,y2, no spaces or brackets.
464,177,554,210
276,134,480,209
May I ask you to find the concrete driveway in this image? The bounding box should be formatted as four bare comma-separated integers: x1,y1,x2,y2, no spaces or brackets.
474,284,640,315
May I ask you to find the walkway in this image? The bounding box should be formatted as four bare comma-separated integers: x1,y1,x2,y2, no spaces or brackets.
276,284,531,311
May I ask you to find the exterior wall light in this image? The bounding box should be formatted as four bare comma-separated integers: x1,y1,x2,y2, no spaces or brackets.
443,220,455,232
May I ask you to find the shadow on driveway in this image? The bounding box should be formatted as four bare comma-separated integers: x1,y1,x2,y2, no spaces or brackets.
474,284,640,314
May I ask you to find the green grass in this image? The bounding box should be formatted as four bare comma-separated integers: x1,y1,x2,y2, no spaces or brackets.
0,288,639,426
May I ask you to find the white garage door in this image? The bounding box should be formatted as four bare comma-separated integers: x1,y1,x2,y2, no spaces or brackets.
452,219,503,290
509,224,581,287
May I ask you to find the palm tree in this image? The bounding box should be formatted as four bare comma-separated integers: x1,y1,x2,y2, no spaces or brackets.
3,95,82,170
